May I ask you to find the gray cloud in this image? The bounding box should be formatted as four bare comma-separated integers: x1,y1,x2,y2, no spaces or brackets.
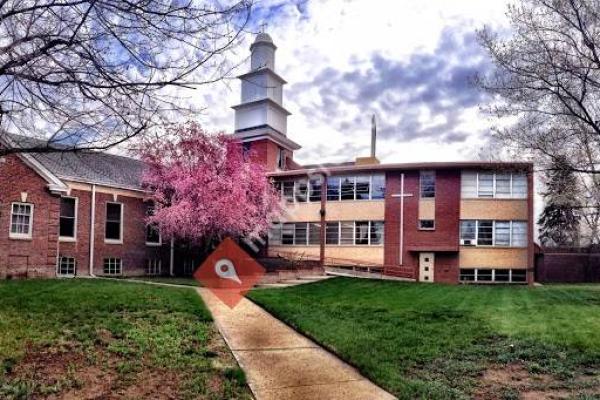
288,27,492,145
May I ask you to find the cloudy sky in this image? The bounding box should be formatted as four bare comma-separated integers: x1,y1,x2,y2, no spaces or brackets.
188,0,512,165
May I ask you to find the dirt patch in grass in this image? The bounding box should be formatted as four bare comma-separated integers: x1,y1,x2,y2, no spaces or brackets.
6,341,181,399
475,362,600,399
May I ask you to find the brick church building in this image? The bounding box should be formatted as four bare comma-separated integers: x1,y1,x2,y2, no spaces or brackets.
0,32,534,284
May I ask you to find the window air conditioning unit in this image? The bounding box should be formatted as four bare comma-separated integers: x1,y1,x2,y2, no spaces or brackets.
460,239,474,246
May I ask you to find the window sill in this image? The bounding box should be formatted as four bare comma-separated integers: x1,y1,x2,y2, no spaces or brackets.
146,242,162,247
459,245,527,249
418,228,435,231
9,235,32,241
104,239,123,245
59,237,76,243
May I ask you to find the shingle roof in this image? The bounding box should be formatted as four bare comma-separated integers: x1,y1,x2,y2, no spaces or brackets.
6,134,145,190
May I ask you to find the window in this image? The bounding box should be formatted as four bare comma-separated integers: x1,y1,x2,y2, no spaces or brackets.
355,221,369,245
419,220,435,230
371,174,385,199
309,177,322,202
10,203,33,239
461,171,528,199
420,171,435,198
308,223,321,245
512,174,527,198
370,221,384,245
494,221,511,246
495,269,510,282
340,176,355,200
511,222,527,247
459,268,527,284
145,203,161,245
355,176,370,200
460,220,528,247
477,269,493,281
103,258,122,275
59,197,77,240
281,223,294,245
477,221,494,246
282,181,294,203
327,177,341,201
277,147,286,169
270,223,282,245
57,256,76,276
105,203,123,242
460,220,476,244
326,222,340,245
183,259,195,275
478,173,494,197
295,179,308,203
340,222,354,244
511,269,527,282
495,174,511,198
461,172,477,198
295,223,307,245
146,259,162,275
460,269,475,281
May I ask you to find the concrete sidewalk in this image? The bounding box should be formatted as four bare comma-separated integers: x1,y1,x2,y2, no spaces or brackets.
197,288,396,400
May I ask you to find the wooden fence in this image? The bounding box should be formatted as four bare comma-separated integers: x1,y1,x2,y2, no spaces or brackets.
535,247,600,283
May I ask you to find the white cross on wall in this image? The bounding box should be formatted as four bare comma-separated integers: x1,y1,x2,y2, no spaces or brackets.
391,173,413,266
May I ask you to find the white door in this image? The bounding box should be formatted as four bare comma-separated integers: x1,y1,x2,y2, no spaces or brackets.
419,252,434,283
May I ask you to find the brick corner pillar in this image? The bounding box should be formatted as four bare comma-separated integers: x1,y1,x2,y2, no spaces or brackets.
527,165,535,286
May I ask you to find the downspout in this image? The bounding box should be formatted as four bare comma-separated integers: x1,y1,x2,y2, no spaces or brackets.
89,184,96,277
169,238,175,276
319,174,327,267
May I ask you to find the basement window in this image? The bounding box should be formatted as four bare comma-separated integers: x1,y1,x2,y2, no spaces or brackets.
103,258,122,275
146,259,162,276
57,256,76,277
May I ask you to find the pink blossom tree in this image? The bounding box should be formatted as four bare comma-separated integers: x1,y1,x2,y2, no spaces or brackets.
140,122,281,247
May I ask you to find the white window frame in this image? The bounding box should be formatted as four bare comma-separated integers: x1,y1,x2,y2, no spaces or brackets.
103,257,122,275
419,171,436,199
146,259,162,275
105,202,124,244
418,219,436,231
59,196,78,242
57,256,76,277
145,224,162,246
9,202,34,240
460,220,527,248
462,171,528,199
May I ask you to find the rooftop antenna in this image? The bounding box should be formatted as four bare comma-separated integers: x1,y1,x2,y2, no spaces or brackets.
370,114,377,158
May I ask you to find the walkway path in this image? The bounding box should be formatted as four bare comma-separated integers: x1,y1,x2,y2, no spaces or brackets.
197,288,396,400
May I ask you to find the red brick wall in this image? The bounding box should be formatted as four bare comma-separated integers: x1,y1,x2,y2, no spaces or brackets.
384,169,461,283
247,139,293,172
0,155,59,278
0,155,170,278
58,190,169,277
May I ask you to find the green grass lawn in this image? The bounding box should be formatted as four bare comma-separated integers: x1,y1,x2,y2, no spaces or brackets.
0,279,250,400
248,278,600,399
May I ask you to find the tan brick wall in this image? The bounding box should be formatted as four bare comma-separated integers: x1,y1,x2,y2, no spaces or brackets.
460,199,528,220
269,245,384,265
459,247,528,269
418,199,435,220
325,200,385,221
280,202,321,222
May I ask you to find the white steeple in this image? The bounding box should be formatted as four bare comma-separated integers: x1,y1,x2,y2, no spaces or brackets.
233,32,291,136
